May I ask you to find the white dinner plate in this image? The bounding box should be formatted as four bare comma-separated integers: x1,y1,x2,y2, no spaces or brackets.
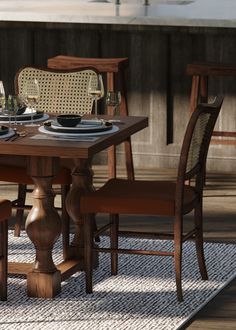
38,124,119,137
46,119,113,134
19,108,37,115
0,128,15,139
0,125,9,136
0,113,49,125
51,119,104,131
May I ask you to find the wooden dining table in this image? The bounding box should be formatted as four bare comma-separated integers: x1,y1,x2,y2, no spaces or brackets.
0,115,148,298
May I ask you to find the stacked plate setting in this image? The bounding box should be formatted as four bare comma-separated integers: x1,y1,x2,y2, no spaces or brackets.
0,108,44,122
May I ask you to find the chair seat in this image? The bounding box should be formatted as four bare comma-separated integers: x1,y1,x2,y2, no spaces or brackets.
80,178,197,215
0,165,71,185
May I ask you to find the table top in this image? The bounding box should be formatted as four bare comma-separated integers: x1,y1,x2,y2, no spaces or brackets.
1,0,236,29
0,115,148,159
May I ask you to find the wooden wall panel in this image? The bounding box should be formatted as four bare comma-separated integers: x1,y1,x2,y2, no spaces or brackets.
0,27,33,94
1,23,236,172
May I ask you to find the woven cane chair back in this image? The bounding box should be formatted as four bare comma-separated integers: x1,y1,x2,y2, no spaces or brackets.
15,67,98,115
178,96,223,189
186,112,211,174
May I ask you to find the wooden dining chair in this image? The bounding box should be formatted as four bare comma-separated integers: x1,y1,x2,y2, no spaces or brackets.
187,62,236,145
0,198,11,300
80,95,224,301
15,66,97,115
0,67,97,249
47,55,134,180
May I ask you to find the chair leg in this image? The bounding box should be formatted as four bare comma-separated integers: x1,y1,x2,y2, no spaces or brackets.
107,135,134,181
108,145,116,179
93,214,100,243
14,184,27,237
61,184,71,260
124,137,134,180
174,215,183,302
84,214,93,294
0,220,8,300
110,214,119,275
194,202,208,280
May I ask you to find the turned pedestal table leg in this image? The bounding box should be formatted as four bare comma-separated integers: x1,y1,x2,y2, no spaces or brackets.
65,158,98,267
26,156,62,298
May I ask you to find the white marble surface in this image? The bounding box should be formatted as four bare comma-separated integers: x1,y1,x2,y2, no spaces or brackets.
0,0,236,28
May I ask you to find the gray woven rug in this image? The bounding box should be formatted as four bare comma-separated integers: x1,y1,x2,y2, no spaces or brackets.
1,231,236,330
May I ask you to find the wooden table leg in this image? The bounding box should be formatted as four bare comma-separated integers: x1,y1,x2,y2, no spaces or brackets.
65,158,98,267
25,156,62,298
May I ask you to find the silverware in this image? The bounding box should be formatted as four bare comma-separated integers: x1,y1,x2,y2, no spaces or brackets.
9,134,18,142
4,130,27,142
101,119,124,124
16,130,27,137
4,134,16,141
107,119,124,124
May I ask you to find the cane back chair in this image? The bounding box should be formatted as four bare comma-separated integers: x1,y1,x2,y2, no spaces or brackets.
80,95,224,301
0,198,11,300
16,66,97,115
0,67,97,248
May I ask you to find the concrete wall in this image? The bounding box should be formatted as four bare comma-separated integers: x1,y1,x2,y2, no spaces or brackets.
1,22,236,172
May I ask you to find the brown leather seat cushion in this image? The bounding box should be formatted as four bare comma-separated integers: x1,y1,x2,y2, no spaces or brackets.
80,178,197,215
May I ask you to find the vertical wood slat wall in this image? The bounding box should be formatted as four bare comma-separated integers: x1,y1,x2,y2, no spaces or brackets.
1,22,236,172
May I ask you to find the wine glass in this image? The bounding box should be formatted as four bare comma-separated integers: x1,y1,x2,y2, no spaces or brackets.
88,74,104,119
106,91,121,115
0,81,6,112
20,79,40,126
0,84,13,126
7,95,19,125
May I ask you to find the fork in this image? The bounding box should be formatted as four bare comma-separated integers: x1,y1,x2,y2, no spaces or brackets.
5,130,27,141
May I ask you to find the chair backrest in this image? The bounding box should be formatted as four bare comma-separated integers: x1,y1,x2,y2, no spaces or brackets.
47,55,129,117
176,95,224,204
14,66,98,115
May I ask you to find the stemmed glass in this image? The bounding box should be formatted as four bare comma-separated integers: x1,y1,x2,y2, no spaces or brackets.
106,91,121,115
0,81,6,112
20,79,40,126
8,95,19,125
0,82,13,126
88,74,104,119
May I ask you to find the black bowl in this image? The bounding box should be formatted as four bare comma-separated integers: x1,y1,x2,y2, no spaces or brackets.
16,106,27,116
56,114,81,127
0,125,9,136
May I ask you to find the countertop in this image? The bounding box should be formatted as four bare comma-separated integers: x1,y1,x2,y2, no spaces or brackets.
0,0,236,28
